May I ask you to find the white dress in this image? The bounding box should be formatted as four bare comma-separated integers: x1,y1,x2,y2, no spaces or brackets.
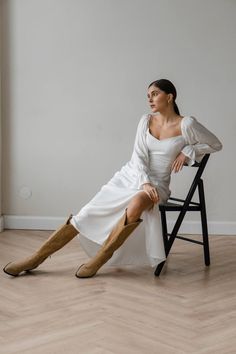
70,114,223,268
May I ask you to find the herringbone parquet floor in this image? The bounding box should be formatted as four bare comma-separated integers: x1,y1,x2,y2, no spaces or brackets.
0,229,235,354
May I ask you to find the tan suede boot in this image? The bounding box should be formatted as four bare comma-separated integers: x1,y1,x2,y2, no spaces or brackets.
75,208,143,278
3,214,79,276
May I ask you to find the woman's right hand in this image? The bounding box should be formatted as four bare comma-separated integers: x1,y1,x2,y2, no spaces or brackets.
141,183,160,204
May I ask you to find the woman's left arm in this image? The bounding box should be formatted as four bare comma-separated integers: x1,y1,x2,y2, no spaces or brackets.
172,116,223,172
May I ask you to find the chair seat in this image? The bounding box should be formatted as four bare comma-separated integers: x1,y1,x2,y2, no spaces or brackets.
159,199,201,211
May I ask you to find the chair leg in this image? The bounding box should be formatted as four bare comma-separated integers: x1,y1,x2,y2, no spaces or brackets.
154,211,169,276
160,210,168,255
154,260,166,276
199,179,210,266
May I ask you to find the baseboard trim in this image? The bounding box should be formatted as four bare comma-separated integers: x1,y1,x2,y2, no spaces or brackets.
0,215,4,232
3,215,66,231
168,220,236,236
1,215,236,235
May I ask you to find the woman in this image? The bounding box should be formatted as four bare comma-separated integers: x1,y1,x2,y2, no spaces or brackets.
3,79,223,278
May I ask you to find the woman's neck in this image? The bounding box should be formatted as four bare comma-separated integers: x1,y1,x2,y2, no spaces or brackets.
153,112,182,126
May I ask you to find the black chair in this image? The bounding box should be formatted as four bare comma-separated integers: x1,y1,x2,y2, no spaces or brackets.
155,153,210,276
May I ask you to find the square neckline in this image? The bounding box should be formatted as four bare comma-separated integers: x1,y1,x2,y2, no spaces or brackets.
147,114,186,142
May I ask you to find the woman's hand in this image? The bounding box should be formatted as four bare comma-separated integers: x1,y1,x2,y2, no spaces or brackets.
171,152,188,173
142,183,160,204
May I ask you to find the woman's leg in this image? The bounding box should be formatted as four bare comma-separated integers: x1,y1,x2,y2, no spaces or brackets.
75,191,155,278
3,214,79,276
125,190,155,223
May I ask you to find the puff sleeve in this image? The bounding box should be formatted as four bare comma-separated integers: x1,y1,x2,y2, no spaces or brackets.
130,115,152,189
181,116,223,166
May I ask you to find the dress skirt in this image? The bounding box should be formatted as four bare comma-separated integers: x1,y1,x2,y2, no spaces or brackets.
70,172,167,269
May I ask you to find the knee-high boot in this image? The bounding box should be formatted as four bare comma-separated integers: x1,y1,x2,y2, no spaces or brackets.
3,214,79,276
75,208,143,278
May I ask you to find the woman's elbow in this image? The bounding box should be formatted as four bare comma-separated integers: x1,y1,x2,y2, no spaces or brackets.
214,140,223,151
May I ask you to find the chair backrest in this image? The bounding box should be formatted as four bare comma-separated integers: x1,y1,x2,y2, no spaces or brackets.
183,154,210,209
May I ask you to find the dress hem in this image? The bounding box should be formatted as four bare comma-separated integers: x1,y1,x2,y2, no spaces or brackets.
77,232,166,268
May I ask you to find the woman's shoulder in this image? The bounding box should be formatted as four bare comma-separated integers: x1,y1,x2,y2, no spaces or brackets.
182,115,198,130
140,113,151,121
183,115,197,124
137,113,150,128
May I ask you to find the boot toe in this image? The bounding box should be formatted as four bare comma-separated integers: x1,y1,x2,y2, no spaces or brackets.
75,264,96,278
3,262,19,277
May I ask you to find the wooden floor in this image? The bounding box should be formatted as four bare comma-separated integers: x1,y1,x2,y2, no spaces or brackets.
0,229,236,354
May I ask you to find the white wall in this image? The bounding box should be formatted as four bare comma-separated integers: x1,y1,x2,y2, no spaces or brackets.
0,0,3,232
1,0,235,233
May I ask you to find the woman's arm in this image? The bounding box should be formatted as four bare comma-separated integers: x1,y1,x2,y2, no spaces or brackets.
130,115,152,189
181,116,223,166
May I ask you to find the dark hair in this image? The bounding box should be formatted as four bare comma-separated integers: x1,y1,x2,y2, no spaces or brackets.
148,79,180,115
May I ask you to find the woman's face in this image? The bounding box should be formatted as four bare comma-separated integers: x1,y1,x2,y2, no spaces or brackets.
147,85,171,113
